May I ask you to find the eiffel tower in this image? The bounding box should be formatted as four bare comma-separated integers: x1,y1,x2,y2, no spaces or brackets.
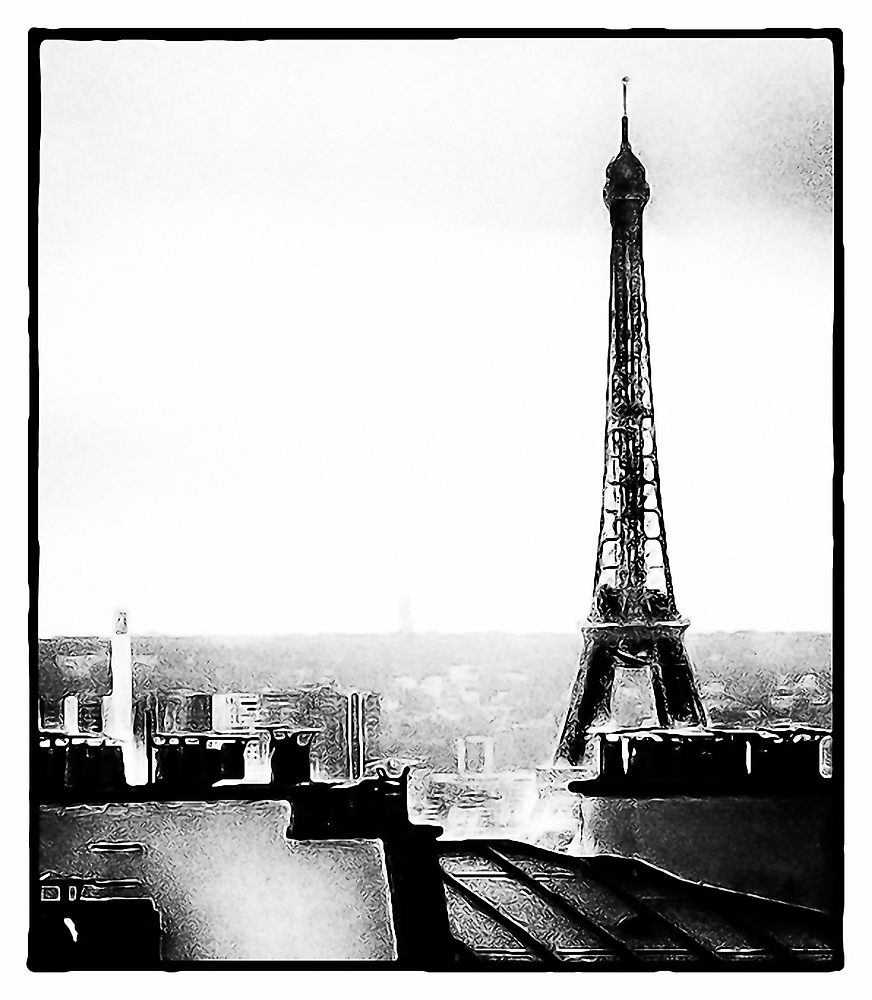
557,82,706,767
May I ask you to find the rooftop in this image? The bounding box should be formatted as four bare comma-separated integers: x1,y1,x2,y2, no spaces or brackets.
438,840,840,969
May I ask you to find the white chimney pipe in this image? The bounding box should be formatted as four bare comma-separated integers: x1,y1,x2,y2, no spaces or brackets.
106,611,133,739
106,610,142,783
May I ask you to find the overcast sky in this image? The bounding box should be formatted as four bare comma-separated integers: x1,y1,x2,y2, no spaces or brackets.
37,36,834,637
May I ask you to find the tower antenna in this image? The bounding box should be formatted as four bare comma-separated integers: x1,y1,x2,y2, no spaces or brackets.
622,76,629,117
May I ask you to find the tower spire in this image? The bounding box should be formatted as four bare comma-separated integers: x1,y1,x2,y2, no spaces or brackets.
557,98,705,767
621,76,629,145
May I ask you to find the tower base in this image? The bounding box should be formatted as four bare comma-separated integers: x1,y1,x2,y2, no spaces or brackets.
557,621,706,767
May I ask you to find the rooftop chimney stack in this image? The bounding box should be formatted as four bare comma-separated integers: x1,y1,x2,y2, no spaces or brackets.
106,611,137,779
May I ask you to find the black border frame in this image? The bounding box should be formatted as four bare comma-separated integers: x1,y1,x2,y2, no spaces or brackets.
28,26,844,972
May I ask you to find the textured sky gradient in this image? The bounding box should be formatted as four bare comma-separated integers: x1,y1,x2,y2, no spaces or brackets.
38,37,834,636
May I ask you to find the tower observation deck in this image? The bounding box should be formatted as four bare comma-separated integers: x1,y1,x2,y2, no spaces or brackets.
557,83,706,766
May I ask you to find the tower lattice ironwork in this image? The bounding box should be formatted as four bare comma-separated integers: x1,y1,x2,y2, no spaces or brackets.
557,84,706,766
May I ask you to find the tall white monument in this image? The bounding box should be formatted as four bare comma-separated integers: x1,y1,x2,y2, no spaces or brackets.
105,610,146,783
106,610,133,740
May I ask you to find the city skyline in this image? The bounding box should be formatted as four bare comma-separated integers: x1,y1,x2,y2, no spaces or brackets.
38,38,833,636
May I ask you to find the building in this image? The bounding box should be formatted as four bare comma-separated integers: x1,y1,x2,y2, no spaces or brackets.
186,693,212,732
213,692,262,732
210,685,381,780
77,695,104,735
38,697,64,731
153,690,214,733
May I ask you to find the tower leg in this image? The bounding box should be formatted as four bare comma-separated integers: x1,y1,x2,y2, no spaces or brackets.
649,662,671,727
557,635,616,766
654,635,707,727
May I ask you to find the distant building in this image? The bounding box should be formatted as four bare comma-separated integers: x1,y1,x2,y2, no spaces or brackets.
212,684,381,781
38,697,63,731
399,597,413,634
38,642,111,706
794,674,829,704
701,680,728,699
155,691,183,732
258,690,306,728
213,692,261,732
187,693,212,733
154,690,213,733
301,686,380,780
456,736,494,775
77,695,104,735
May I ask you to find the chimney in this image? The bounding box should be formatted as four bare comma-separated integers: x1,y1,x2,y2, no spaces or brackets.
106,611,133,742
347,691,365,781
105,610,145,783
